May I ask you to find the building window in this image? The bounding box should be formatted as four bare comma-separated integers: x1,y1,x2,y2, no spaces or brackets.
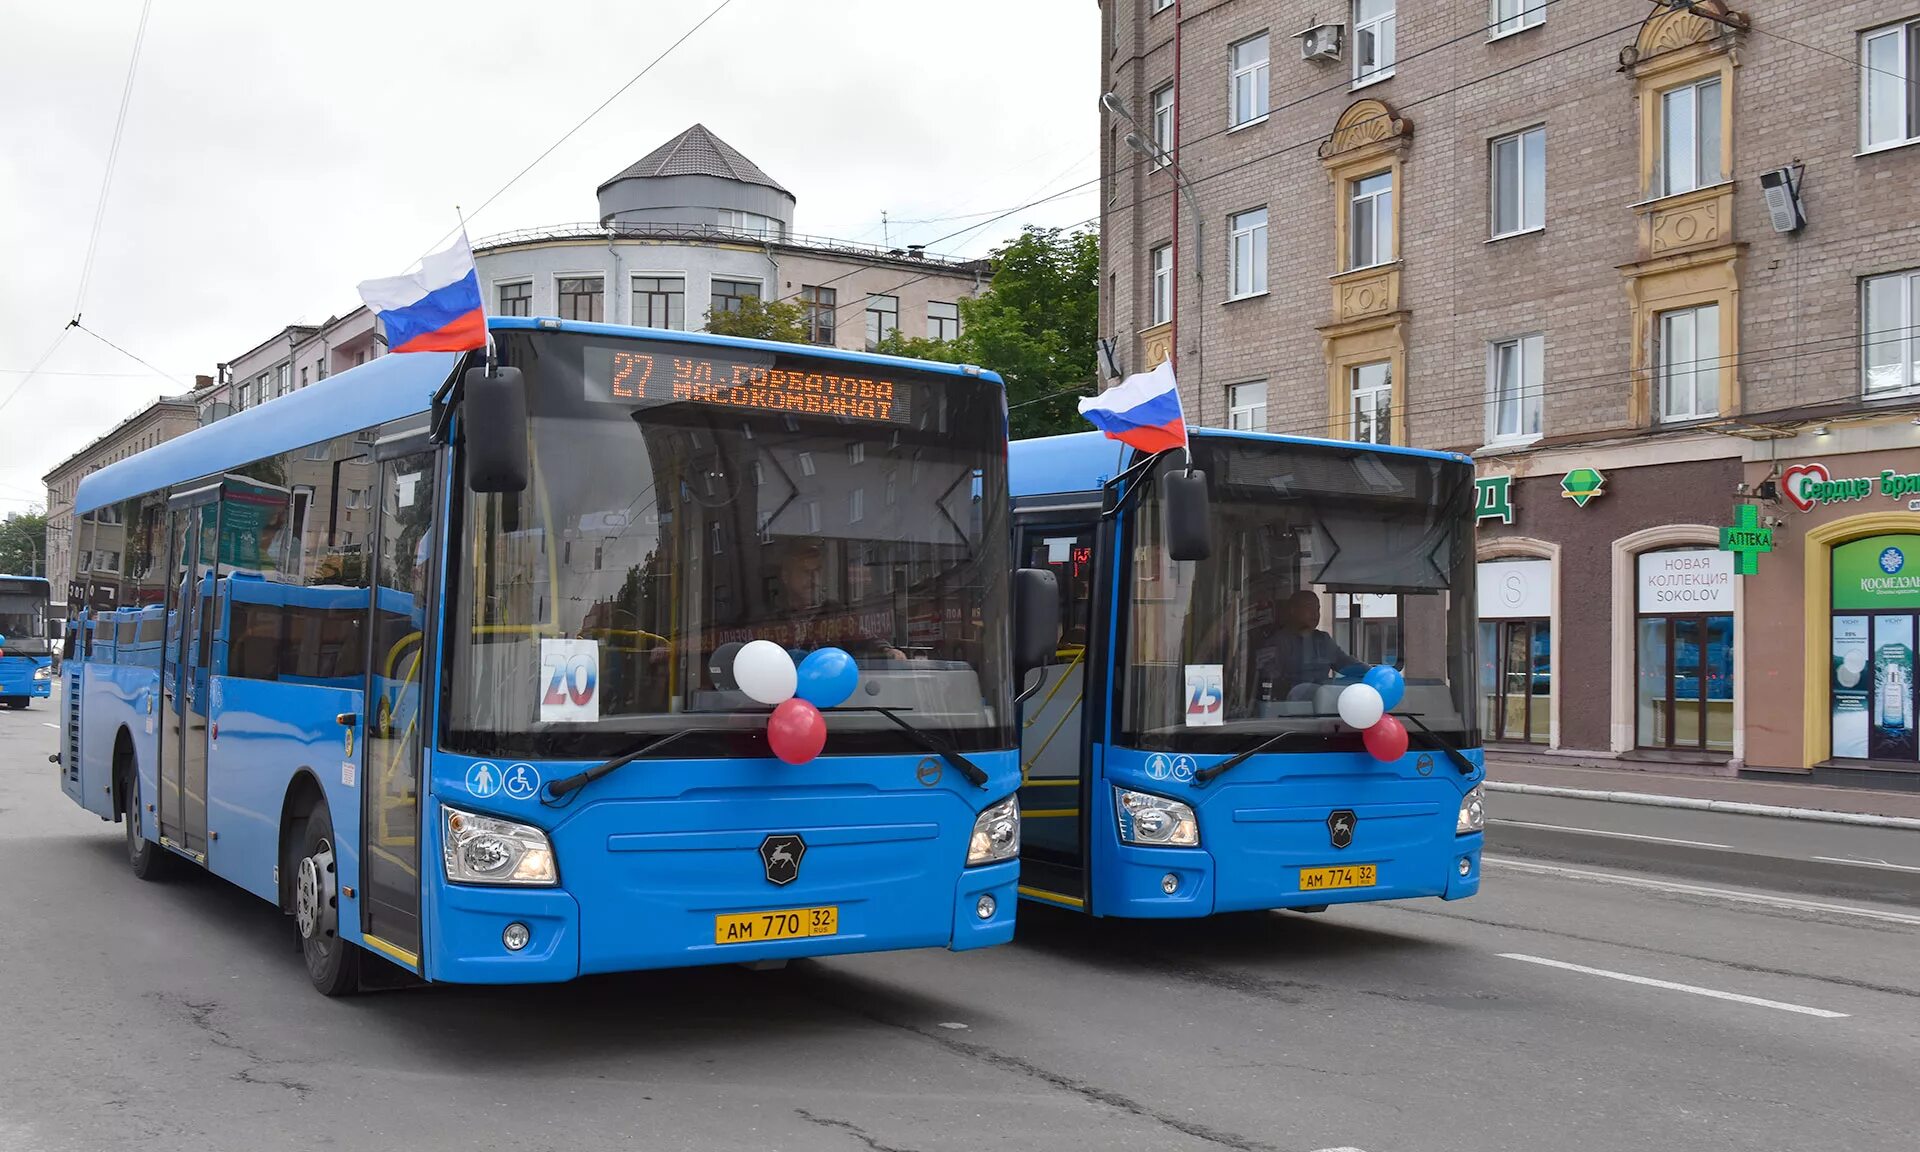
1228,381,1267,431
299,366,309,387
848,442,866,466
1487,334,1544,443
865,294,899,347
1151,0,1173,13
1227,208,1268,299
1862,20,1919,151
710,278,761,318
238,381,252,409
1228,33,1270,127
499,281,532,317
1658,77,1722,197
1350,361,1392,443
798,451,817,477
1150,244,1172,326
1354,0,1396,86
848,488,864,524
718,210,783,239
558,276,604,322
1348,171,1394,269
1490,0,1543,38
800,285,837,344
1490,126,1545,238
1151,83,1174,163
633,276,686,330
278,364,291,393
927,300,960,342
1656,304,1721,422
1865,269,1920,396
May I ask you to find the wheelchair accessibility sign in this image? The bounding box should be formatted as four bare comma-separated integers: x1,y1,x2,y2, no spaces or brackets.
503,763,541,800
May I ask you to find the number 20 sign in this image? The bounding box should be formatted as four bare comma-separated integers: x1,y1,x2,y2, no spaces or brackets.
539,639,601,723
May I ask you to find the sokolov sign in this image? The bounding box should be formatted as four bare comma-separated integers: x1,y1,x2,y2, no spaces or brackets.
1638,548,1735,614
1780,462,1920,512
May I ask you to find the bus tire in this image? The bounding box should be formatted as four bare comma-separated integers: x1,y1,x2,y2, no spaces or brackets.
288,800,362,997
121,760,172,881
3,697,25,710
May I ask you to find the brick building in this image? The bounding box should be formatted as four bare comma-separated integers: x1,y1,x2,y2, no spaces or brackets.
1099,1,1920,785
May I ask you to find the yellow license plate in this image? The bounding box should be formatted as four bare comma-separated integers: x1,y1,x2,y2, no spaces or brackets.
1299,864,1377,891
714,905,839,945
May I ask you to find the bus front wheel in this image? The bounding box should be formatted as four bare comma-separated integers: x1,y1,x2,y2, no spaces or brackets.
288,801,362,997
3,697,25,710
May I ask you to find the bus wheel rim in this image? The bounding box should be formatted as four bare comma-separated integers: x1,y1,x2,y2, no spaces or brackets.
295,840,334,942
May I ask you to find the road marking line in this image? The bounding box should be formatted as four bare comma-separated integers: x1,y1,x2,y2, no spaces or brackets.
1811,855,1920,874
1499,953,1849,1018
1485,857,1920,927
41,722,57,729
1496,818,1731,849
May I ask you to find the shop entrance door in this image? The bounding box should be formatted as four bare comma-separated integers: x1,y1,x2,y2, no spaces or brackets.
1481,618,1550,744
1636,614,1735,751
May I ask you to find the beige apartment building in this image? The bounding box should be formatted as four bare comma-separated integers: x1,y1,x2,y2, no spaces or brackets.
1100,1,1920,787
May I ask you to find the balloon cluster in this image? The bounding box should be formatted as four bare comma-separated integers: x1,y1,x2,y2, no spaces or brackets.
1336,665,1409,762
729,640,859,765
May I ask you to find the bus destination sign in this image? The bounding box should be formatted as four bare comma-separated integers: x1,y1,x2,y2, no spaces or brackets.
585,345,912,425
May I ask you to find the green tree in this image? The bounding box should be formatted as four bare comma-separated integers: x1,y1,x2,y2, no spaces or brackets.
704,295,811,343
873,226,1099,439
0,512,48,576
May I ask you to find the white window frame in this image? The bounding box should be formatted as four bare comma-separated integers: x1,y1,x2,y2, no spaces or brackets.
1348,171,1394,270
1151,0,1173,13
1489,0,1544,40
1861,20,1919,153
1151,83,1175,165
1486,333,1544,445
1655,304,1721,423
1228,33,1271,129
1150,244,1173,326
1657,76,1723,197
1863,269,1920,397
632,272,688,331
1353,0,1396,88
1227,381,1267,431
1490,125,1546,238
1227,208,1268,300
1350,361,1393,443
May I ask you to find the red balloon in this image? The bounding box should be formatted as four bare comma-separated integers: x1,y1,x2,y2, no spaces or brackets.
767,698,827,765
1362,714,1409,762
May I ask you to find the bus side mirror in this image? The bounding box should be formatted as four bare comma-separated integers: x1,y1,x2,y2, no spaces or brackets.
1164,470,1212,562
1012,567,1060,697
463,366,530,494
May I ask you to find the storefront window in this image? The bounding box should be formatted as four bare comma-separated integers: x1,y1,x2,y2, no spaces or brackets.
1476,558,1551,744
1828,534,1920,763
1635,548,1735,752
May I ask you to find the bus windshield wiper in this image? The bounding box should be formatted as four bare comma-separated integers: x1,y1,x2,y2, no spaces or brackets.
831,707,989,788
1192,730,1320,785
1398,713,1478,776
545,726,735,800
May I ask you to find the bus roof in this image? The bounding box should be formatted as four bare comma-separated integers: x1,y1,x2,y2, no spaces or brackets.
1009,429,1472,499
77,317,1006,515
0,574,51,587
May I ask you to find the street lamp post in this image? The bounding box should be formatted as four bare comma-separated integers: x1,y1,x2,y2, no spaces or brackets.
1101,93,1206,425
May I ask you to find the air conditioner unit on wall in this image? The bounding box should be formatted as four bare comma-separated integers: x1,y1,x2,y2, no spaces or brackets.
1299,23,1343,62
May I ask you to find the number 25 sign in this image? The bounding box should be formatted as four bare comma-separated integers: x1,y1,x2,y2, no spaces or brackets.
539,639,600,723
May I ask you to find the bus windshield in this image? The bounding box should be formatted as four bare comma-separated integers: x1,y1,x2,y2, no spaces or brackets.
0,589,49,655
447,330,1013,758
1120,438,1478,753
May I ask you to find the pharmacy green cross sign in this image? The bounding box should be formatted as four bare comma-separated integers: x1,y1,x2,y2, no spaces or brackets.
1718,503,1775,575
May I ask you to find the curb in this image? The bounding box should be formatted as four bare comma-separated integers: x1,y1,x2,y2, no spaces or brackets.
1484,781,1920,831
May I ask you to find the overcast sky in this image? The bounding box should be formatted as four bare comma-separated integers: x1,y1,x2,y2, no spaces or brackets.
0,0,1100,513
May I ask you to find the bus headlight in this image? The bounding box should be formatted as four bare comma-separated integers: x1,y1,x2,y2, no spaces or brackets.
442,804,557,886
967,797,1020,866
1115,788,1199,847
1457,785,1486,834
33,665,53,680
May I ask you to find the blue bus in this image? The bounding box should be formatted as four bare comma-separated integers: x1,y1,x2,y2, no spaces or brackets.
1008,430,1484,917
59,316,1055,995
0,574,54,707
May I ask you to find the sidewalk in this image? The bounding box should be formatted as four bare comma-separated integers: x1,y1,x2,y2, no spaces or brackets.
1484,753,1920,823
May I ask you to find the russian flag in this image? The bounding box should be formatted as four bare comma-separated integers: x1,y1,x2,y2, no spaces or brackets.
1077,358,1187,454
357,233,488,354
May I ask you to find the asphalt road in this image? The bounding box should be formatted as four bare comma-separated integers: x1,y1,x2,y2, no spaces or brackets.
4,701,1918,1152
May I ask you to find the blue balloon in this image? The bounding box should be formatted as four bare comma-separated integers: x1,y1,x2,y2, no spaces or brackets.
796,646,860,709
1362,664,1405,712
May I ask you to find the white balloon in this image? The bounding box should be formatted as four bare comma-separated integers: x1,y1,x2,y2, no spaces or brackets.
733,640,798,705
1337,683,1384,729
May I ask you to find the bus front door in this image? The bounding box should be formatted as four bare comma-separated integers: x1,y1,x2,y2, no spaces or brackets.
1015,519,1098,910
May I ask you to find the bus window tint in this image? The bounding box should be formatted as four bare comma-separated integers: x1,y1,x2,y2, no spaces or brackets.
447,330,1013,759
1121,442,1477,752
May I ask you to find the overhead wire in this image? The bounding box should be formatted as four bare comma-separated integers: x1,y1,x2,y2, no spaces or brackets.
69,0,154,322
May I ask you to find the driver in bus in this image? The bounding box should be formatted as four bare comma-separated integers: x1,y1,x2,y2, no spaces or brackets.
773,547,906,661
1254,590,1364,702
